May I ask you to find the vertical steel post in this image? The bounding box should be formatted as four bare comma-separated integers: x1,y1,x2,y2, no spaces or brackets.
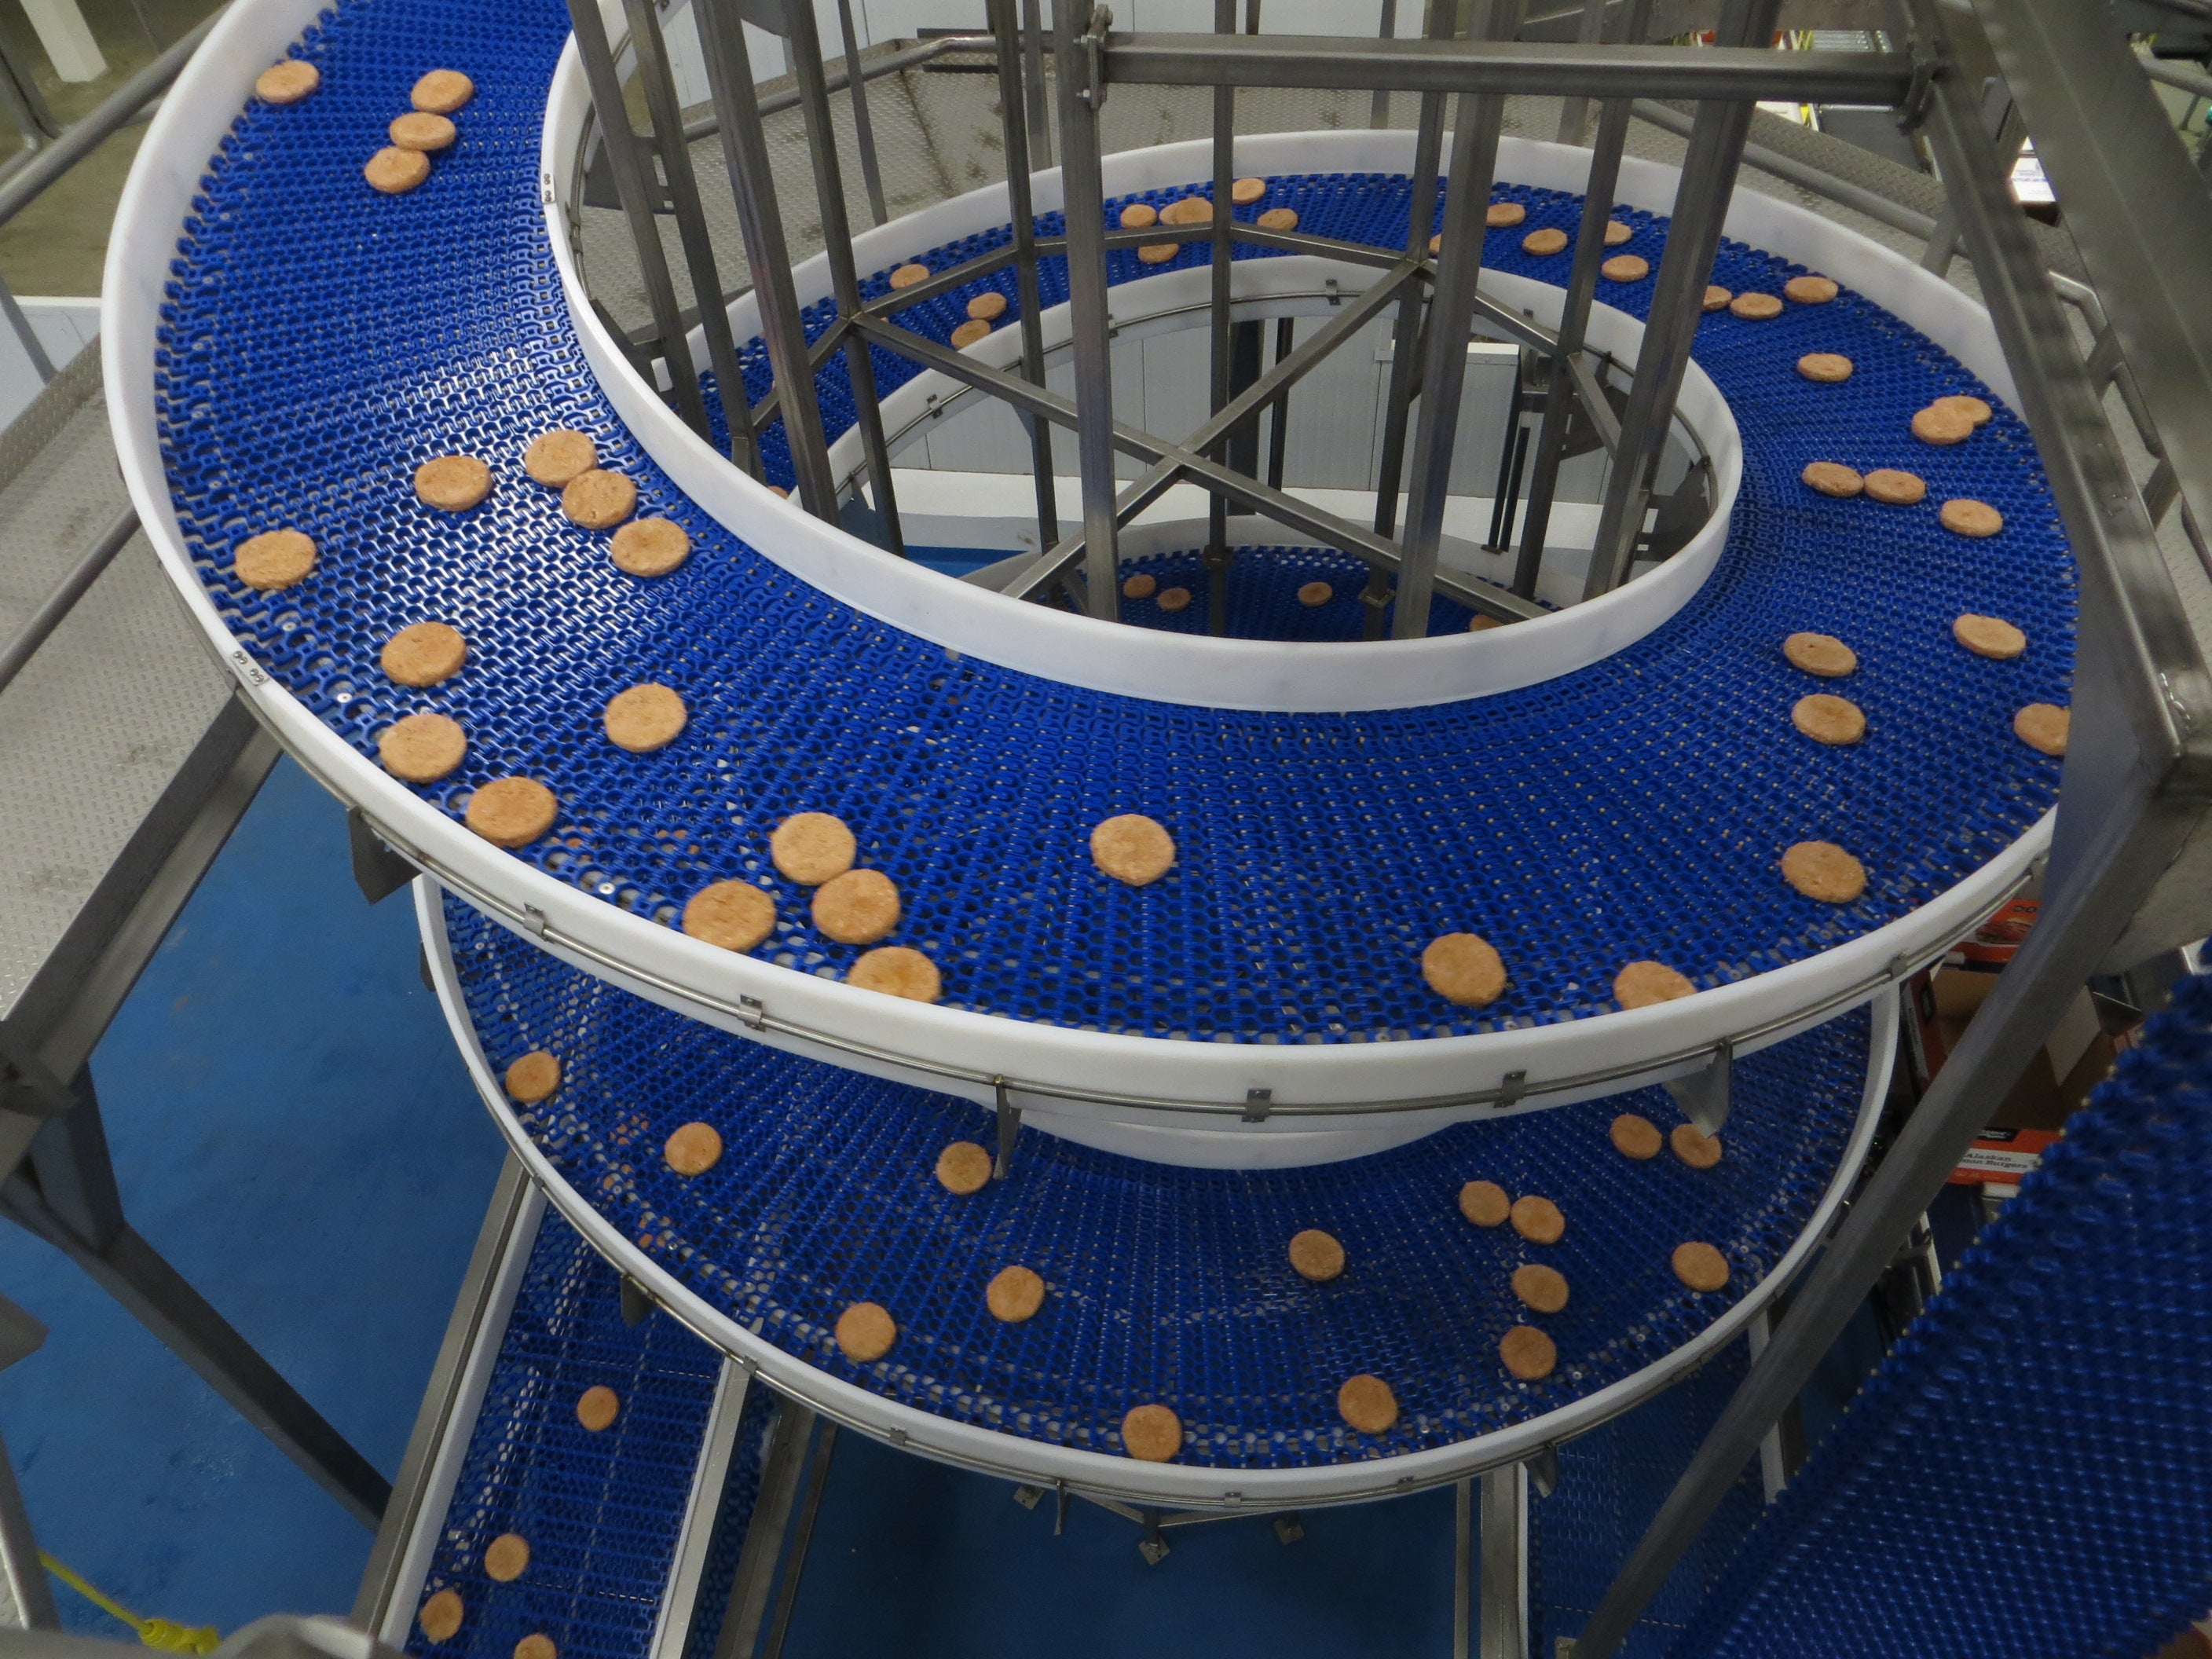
1393,0,1518,640
696,0,840,521
1369,0,1398,128
1567,6,2212,1650
1551,0,1610,142
1021,0,1053,170
1266,314,1294,489
1512,0,1651,599
1580,0,1782,600
1358,0,1457,639
565,0,712,438
620,0,762,478
1203,0,1239,636
834,0,890,225
1052,0,1122,618
783,0,907,554
1478,1463,1527,1659
988,0,1061,558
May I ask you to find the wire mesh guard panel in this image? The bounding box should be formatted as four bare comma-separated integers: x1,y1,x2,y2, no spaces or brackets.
448,895,1872,1471
1530,1338,1769,1659
1669,972,2212,1659
404,1210,729,1659
159,0,2071,1046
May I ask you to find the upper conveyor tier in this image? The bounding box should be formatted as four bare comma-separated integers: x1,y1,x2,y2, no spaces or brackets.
110,0,2066,1141
421,882,1892,1508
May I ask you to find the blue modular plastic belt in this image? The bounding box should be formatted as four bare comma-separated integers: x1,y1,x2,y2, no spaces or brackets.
1107,547,1484,641
1667,972,2212,1659
444,893,1870,1471
405,1208,756,1659
1531,1337,1767,1659
157,0,2072,1045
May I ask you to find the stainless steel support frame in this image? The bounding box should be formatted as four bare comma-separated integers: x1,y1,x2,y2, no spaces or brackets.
615,0,761,476
1092,31,1910,101
987,0,1061,557
696,0,841,520
1569,0,2212,1648
782,0,907,555
1051,0,1123,617
1582,0,1783,600
1361,0,1456,638
1394,0,1518,638
1514,0,1650,598
566,0,713,438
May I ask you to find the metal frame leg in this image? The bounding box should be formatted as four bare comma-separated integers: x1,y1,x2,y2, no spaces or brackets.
987,0,1060,556
0,1078,390,1529
621,0,764,478
1581,0,1782,601
1051,0,1122,618
1393,0,1518,639
564,0,712,439
696,0,841,520
783,0,906,556
1514,0,1650,599
833,0,888,226
1478,1463,1528,1659
711,1401,819,1659
1020,0,1053,170
1359,0,1456,639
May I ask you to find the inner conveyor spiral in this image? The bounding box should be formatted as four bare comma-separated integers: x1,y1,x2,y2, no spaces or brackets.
104,0,2067,1164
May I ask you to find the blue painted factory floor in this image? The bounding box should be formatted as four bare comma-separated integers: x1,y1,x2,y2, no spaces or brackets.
0,758,506,1638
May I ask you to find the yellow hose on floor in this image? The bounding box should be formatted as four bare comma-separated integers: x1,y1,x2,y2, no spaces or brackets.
38,1551,220,1654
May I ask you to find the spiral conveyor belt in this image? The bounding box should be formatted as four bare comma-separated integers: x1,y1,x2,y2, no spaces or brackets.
106,0,2071,1155
104,0,2071,1505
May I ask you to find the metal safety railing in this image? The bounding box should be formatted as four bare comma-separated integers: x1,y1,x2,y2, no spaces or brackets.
0,3,230,701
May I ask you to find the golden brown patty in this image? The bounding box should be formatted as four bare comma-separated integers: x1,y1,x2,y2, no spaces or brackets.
835,1302,896,1361
1793,692,1866,745
378,712,466,782
364,146,430,194
504,1050,561,1104
465,778,557,848
1422,932,1506,1006
255,60,320,104
1459,1180,1510,1228
1614,960,1696,1009
1337,1373,1399,1434
1783,632,1857,677
847,947,942,1002
813,869,901,944
523,429,596,487
1091,814,1177,885
610,517,690,576
935,1141,993,1194
414,455,491,511
1122,1403,1182,1461
412,69,474,113
233,529,317,590
1782,840,1866,903
1500,1325,1557,1380
1288,1229,1346,1283
664,1121,723,1175
382,621,467,686
682,880,775,951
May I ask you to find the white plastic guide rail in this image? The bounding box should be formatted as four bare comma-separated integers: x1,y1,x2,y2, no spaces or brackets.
104,0,2049,1164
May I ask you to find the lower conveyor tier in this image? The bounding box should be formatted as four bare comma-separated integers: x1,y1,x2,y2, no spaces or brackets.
386,1196,777,1659
111,0,2067,1123
423,884,1893,1506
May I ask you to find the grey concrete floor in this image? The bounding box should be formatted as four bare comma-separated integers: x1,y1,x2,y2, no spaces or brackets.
0,0,225,296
